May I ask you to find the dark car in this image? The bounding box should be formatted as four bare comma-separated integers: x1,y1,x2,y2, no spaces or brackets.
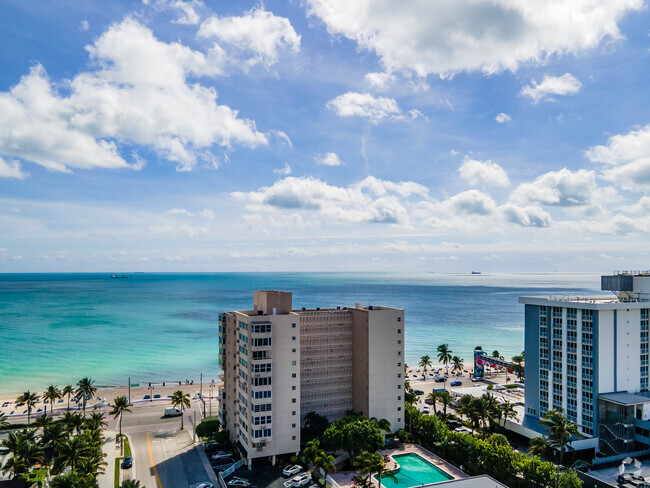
413,389,424,395
447,420,462,430
435,376,446,383
122,455,133,469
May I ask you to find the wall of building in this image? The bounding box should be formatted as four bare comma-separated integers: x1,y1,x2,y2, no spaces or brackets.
299,310,353,424
524,304,540,420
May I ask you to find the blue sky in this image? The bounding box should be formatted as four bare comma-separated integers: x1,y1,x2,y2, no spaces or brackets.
1,0,649,272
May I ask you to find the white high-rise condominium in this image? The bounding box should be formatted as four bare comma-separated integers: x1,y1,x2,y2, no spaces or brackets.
520,271,650,460
218,290,404,466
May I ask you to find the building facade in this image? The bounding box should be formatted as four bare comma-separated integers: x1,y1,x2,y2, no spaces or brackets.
520,272,650,458
218,290,404,466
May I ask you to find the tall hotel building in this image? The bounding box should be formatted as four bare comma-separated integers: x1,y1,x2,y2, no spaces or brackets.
218,290,404,466
520,272,650,459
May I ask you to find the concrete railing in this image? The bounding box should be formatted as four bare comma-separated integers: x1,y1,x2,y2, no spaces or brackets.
222,460,245,478
326,475,342,488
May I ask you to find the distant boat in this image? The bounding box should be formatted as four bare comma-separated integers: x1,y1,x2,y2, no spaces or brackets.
471,271,482,275
111,275,128,279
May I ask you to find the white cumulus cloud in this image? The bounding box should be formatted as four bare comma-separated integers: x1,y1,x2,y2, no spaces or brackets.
273,162,292,175
327,92,400,122
0,18,267,173
364,72,395,91
501,204,552,227
198,7,300,67
305,0,642,77
315,152,343,167
520,73,582,103
495,113,511,123
171,0,202,25
586,124,650,191
509,168,597,206
0,157,26,179
458,157,510,187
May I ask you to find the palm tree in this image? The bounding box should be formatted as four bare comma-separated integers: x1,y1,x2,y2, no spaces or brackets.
451,356,464,375
437,344,453,374
355,451,381,485
511,355,525,380
455,394,474,422
20,468,48,488
438,391,452,416
33,414,54,433
480,393,500,431
43,385,62,416
418,355,432,375
303,439,321,465
539,409,582,465
0,412,9,429
50,472,87,488
76,377,97,416
62,412,85,436
85,412,107,431
374,455,397,488
528,435,553,459
491,350,500,359
42,422,68,464
170,390,191,430
16,391,39,425
499,401,519,428
62,385,74,411
426,391,439,415
370,417,391,434
313,450,336,480
52,435,91,473
111,395,132,453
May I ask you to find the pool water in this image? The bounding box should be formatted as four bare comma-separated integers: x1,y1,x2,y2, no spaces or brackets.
375,453,454,488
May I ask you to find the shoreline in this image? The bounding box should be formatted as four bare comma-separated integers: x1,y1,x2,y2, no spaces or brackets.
0,382,222,418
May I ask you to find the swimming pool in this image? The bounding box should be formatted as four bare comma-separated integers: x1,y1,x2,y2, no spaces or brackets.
374,453,454,488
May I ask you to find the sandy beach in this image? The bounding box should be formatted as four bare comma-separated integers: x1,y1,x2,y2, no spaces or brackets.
0,382,222,419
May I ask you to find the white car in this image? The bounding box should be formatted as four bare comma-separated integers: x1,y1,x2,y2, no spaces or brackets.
283,465,303,477
455,427,473,434
290,474,312,488
422,405,430,414
211,451,232,461
227,478,250,488
471,377,482,382
190,484,214,488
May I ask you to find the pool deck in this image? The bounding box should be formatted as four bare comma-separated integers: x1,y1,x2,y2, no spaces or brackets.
329,444,468,488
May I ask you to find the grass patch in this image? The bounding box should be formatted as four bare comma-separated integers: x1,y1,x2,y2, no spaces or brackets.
114,457,121,488
117,434,132,457
505,384,520,389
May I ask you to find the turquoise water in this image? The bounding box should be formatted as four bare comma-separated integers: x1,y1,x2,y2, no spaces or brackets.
0,272,602,393
375,453,454,488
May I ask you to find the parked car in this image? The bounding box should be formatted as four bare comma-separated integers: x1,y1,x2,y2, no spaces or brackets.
290,474,312,488
122,455,132,469
446,421,462,429
190,483,214,488
424,397,433,405
203,442,219,453
435,376,446,383
283,465,303,477
455,427,473,434
471,377,482,382
413,389,424,395
211,451,232,461
422,405,430,414
227,478,250,488
450,380,462,387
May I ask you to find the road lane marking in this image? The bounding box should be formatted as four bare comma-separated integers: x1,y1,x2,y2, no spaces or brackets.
146,432,164,488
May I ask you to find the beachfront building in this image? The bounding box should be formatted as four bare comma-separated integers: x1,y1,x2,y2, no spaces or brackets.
218,290,404,466
520,271,650,461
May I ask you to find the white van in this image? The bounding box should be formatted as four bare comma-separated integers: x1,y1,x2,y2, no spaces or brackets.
164,407,182,417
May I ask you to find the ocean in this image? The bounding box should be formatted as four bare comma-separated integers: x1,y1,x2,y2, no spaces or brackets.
0,272,604,394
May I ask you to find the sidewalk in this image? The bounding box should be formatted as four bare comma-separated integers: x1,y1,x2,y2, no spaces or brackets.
98,430,118,488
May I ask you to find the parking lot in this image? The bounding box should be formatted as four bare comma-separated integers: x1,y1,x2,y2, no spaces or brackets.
223,463,288,488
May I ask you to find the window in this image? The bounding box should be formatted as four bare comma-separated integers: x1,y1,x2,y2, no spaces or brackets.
292,386,296,390
398,373,401,378
253,403,271,412
292,373,296,378
252,337,272,347
292,336,296,341
253,428,271,439
292,323,296,328
292,348,296,353
292,411,296,415
252,377,272,386
253,390,272,399
397,351,401,356
398,418,401,423
292,423,296,428
292,398,296,403
398,396,401,401
292,436,296,440
253,415,272,425
397,362,401,367
252,323,272,334
397,328,401,333
292,360,297,366
397,385,401,390
397,340,401,344
252,363,271,373
398,407,401,411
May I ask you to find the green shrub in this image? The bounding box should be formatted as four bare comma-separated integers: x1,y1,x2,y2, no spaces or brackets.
505,384,519,389
196,417,221,439
486,385,493,391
